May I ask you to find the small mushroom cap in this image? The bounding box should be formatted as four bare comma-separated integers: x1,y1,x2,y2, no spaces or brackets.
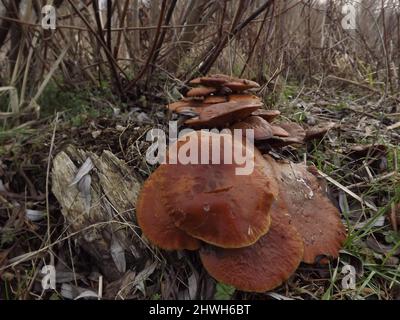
271,125,290,137
186,86,217,97
167,99,205,112
304,122,337,141
215,74,260,88
268,122,306,146
263,155,347,263
252,109,281,122
136,167,201,251
224,80,260,92
189,75,228,86
200,200,304,292
199,76,229,87
175,106,202,117
228,94,262,103
279,122,306,140
185,101,262,128
161,131,278,248
175,105,210,116
190,74,260,91
189,77,202,85
230,116,274,141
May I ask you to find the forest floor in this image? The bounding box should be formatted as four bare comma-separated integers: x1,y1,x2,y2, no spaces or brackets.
0,82,399,300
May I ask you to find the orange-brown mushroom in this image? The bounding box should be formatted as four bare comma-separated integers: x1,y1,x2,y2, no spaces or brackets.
224,80,260,92
167,99,206,112
267,122,306,146
230,116,274,141
271,125,290,137
160,131,278,248
203,95,228,104
279,122,306,140
252,109,281,122
200,200,304,292
189,75,228,86
136,166,201,251
198,76,229,87
186,86,217,97
190,74,260,91
174,106,202,117
263,155,347,263
228,94,262,103
185,101,262,128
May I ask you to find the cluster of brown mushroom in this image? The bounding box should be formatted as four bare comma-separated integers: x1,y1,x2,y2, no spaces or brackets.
136,75,347,293
167,74,327,147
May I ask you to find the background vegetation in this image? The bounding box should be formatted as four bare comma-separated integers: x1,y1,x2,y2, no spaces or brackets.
0,0,399,300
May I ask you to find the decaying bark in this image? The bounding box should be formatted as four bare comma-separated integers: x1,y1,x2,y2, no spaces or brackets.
51,145,144,281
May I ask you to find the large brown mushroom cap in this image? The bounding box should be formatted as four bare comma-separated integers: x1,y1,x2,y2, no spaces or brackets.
200,201,304,292
185,101,261,128
160,131,278,248
136,167,201,251
263,155,347,263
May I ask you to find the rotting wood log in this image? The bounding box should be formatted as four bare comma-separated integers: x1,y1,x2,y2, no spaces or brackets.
51,145,144,281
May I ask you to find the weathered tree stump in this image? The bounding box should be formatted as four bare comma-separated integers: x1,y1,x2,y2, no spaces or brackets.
52,145,144,281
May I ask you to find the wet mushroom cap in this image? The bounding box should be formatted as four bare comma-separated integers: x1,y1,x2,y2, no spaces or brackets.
160,131,278,248
185,101,262,128
200,200,304,292
263,155,347,263
136,166,201,251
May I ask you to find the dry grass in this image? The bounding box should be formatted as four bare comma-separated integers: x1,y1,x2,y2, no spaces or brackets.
0,0,400,300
